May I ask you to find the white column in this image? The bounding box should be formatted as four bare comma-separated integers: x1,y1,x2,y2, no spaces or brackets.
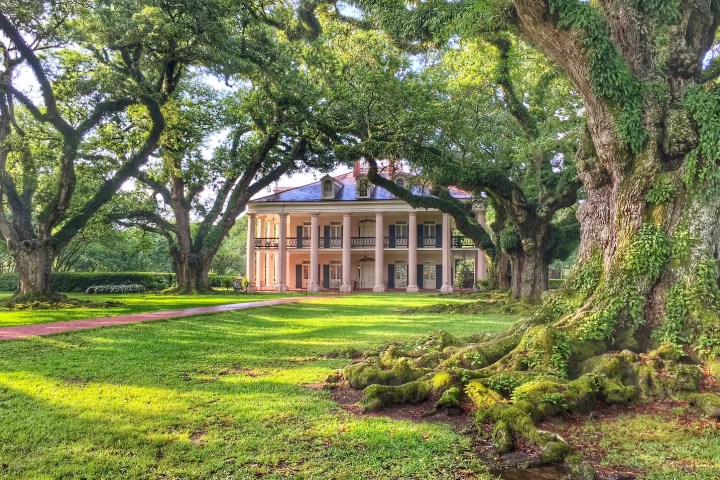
475,208,488,282
441,213,453,293
308,213,320,293
340,213,353,293
255,217,265,289
407,212,419,292
246,213,256,291
275,213,288,291
373,212,385,292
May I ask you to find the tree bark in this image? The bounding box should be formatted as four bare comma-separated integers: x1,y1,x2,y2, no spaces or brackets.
10,237,54,297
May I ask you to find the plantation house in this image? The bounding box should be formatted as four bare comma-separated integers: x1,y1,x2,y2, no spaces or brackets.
246,165,489,293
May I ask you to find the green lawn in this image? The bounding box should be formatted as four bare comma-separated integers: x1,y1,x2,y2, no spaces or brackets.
566,411,720,479
0,294,516,479
0,292,295,327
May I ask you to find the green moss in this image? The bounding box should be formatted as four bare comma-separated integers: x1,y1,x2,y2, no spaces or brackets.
435,386,462,414
465,379,504,415
361,380,432,412
688,393,720,419
344,358,429,389
360,371,455,412
492,420,513,453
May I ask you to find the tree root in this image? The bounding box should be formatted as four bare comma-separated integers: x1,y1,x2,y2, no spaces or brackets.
331,327,715,467
0,292,121,310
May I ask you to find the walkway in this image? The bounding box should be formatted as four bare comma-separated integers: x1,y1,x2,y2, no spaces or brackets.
0,296,326,341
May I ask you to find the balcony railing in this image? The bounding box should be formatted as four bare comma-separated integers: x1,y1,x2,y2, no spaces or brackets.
255,237,279,249
253,235,474,249
351,236,375,248
451,236,476,248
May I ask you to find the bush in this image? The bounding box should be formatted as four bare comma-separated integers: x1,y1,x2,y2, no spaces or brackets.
86,284,146,294
549,278,565,289
0,272,175,293
455,259,475,289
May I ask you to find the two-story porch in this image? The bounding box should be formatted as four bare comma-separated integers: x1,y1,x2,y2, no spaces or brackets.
246,208,488,293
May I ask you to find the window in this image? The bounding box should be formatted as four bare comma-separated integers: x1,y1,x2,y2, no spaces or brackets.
302,222,311,239
395,177,406,189
329,222,342,238
423,262,436,281
322,179,333,199
423,222,436,239
357,177,369,198
395,221,408,239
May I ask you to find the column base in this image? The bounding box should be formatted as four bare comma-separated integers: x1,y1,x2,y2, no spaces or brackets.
307,284,319,293
275,284,288,292
406,285,419,293
339,284,353,293
373,284,385,293
440,285,454,293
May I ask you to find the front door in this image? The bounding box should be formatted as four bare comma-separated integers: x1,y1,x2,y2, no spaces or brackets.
302,264,310,289
395,261,407,288
423,261,436,288
329,263,342,288
359,260,375,289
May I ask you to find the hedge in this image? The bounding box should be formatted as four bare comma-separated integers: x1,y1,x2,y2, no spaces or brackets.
0,272,239,293
549,278,565,289
0,272,174,293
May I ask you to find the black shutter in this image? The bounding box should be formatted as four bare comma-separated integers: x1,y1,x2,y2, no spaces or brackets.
436,264,442,289
389,225,396,248
417,225,424,248
296,226,303,248
322,265,330,288
388,264,395,289
436,228,442,248
323,226,330,248
417,265,424,289
295,265,302,289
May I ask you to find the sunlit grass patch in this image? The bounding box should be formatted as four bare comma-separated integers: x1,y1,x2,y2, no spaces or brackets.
0,293,515,479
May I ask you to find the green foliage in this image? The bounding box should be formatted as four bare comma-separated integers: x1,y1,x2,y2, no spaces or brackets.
566,251,602,294
622,224,672,279
550,331,572,378
577,225,710,344
0,272,174,293
657,258,720,356
548,0,648,154
499,224,522,253
683,86,720,193
454,259,475,288
646,179,677,204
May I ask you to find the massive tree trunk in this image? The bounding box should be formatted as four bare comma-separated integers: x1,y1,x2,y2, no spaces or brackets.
338,0,720,469
10,238,54,297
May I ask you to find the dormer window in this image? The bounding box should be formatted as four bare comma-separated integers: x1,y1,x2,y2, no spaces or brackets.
395,177,406,189
357,176,369,198
322,178,334,199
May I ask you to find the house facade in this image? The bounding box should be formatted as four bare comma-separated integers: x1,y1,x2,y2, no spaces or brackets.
246,170,488,293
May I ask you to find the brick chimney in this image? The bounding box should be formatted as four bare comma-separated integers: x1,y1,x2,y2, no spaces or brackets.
353,159,361,177
388,159,396,178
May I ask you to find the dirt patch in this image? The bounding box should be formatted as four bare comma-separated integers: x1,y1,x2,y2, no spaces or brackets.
217,368,271,378
189,431,207,445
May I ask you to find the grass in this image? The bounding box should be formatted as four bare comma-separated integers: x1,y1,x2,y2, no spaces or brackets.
568,410,720,479
0,291,296,327
0,293,517,479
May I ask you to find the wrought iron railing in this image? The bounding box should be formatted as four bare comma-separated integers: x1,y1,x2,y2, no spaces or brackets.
421,237,441,248
351,236,375,248
255,238,279,248
451,236,476,248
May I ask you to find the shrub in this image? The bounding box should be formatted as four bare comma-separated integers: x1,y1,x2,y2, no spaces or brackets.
455,259,475,289
86,284,146,294
0,272,175,293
